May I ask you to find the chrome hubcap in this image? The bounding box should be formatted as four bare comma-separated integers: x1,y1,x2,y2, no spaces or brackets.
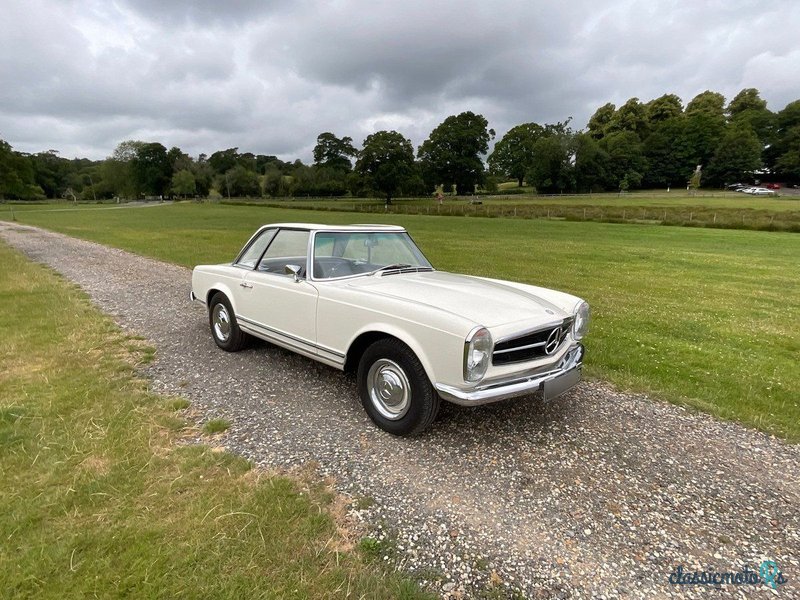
367,359,411,420
212,303,231,342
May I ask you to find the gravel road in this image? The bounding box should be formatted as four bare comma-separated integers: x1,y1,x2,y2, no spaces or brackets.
1,221,797,599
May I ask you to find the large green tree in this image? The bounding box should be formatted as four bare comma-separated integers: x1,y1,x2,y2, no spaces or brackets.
167,146,192,173
29,150,70,198
607,97,649,139
527,135,575,194
646,94,683,125
774,142,800,179
600,131,647,190
131,142,172,196
217,165,261,198
190,155,214,197
313,132,357,172
684,112,726,168
171,169,196,197
727,88,775,145
574,134,611,192
765,100,800,179
587,102,615,140
705,126,762,185
418,111,492,195
488,122,545,187
686,91,726,118
0,140,43,199
355,130,415,204
208,148,240,175
642,118,695,188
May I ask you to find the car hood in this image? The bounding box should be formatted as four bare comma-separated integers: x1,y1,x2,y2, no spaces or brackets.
343,271,571,328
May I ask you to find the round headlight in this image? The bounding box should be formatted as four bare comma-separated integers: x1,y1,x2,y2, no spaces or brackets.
464,327,492,383
573,301,590,340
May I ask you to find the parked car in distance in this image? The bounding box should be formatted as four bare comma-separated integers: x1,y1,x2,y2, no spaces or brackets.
750,188,777,196
191,223,589,435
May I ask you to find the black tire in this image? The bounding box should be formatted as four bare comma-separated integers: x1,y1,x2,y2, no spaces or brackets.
208,293,247,352
357,338,440,436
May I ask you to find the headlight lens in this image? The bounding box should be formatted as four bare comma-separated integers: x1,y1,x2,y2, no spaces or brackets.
464,327,492,382
573,301,590,340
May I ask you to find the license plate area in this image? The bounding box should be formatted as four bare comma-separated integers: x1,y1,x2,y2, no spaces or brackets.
542,368,581,402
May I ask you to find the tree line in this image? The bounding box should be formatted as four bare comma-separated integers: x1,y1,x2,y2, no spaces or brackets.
1,88,798,202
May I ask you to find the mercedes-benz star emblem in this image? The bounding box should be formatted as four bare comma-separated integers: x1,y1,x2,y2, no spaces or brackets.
544,327,561,355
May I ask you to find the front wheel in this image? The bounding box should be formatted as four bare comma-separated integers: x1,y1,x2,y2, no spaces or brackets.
357,338,440,436
208,293,247,352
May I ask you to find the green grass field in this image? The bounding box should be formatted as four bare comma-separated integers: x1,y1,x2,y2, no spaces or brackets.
263,190,800,211
200,189,800,232
8,202,800,441
0,242,432,599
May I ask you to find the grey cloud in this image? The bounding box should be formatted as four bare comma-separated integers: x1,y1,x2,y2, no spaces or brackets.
1,0,799,161
118,0,290,26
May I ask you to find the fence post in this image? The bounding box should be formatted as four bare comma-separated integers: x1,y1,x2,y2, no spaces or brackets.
713,213,716,224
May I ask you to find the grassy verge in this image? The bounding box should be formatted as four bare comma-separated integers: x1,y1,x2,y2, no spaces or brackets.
0,242,432,599
221,195,800,232
9,202,800,441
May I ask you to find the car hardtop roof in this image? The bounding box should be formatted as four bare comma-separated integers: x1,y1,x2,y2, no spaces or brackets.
260,223,406,233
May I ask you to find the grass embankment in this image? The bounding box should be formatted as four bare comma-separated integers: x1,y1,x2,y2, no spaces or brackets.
0,242,432,599
9,202,800,441
224,192,800,232
8,190,800,231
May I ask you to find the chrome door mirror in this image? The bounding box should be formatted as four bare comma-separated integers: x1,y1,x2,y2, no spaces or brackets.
284,264,302,282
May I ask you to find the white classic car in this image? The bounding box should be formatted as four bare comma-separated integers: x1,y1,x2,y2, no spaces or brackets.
191,223,589,435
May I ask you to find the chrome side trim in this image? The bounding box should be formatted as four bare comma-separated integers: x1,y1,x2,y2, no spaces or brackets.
436,344,584,407
236,314,346,359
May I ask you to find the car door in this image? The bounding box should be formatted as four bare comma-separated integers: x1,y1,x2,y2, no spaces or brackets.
235,228,319,356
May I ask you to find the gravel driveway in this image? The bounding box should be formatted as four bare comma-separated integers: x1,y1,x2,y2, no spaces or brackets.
1,222,798,599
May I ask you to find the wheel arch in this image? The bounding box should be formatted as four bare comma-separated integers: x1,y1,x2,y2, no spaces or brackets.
205,283,239,314
344,328,437,386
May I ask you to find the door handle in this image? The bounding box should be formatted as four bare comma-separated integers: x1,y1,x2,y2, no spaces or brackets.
240,282,253,289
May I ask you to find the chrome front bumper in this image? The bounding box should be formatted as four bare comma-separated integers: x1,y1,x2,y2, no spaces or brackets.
435,344,584,407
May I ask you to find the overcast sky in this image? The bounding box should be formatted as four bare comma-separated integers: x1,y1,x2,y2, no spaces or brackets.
1,0,798,161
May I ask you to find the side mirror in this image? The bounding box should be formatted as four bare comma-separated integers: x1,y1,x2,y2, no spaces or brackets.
284,264,302,282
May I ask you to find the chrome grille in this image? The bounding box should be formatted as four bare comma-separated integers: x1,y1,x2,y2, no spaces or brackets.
492,318,573,365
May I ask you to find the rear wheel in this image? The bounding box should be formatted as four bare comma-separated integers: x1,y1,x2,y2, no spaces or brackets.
209,293,247,351
357,338,440,435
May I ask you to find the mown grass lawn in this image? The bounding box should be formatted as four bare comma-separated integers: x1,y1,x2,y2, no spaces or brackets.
0,242,433,599
9,202,800,441
262,190,800,211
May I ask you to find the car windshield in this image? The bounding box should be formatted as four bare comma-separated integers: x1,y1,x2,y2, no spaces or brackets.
313,231,432,280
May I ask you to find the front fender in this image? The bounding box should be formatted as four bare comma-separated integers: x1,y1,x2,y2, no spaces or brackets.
345,322,462,388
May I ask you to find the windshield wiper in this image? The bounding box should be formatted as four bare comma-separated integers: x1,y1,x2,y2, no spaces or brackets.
368,263,412,276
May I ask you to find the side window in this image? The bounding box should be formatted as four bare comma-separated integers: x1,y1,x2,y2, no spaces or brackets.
257,230,310,276
235,229,276,269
